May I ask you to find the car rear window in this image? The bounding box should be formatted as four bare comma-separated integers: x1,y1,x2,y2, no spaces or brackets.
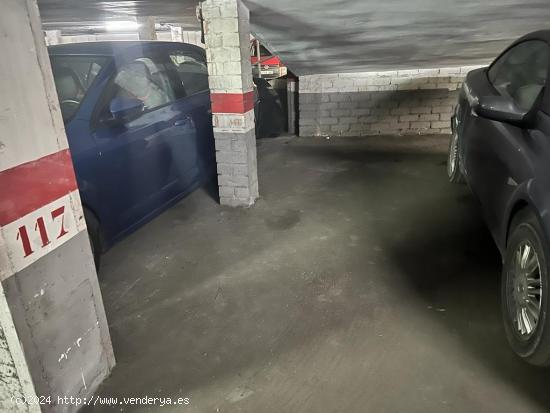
50,55,110,122
168,52,209,97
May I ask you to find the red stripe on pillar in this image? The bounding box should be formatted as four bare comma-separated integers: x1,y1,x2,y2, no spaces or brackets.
210,91,255,113
0,149,78,226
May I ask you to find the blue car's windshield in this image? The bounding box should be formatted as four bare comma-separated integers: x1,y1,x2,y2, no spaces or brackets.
50,55,110,123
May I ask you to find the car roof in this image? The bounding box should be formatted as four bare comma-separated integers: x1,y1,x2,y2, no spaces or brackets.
513,30,550,46
47,41,204,57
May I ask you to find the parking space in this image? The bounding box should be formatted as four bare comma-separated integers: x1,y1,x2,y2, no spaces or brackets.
87,135,550,412
5,1,550,411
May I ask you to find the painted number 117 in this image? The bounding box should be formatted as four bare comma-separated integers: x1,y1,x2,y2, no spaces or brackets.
16,206,69,257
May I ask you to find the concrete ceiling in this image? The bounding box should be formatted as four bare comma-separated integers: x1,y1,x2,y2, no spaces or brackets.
38,0,201,33
37,0,550,75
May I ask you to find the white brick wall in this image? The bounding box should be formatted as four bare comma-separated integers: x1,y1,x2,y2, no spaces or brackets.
299,64,487,136
299,65,484,94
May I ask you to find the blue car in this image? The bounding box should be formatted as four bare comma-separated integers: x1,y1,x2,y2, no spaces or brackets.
48,41,215,268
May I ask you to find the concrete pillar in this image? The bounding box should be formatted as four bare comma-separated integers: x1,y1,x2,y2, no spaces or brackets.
44,30,61,46
287,77,298,135
0,283,39,412
0,0,115,411
182,31,205,47
137,16,157,40
170,25,183,42
202,0,259,207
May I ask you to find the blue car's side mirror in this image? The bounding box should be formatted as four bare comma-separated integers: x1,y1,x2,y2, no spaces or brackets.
109,96,144,122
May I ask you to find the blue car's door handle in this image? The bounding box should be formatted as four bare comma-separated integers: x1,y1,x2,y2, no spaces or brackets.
174,118,191,127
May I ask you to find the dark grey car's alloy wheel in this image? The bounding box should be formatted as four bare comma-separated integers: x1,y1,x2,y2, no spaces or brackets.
502,209,550,366
508,241,542,338
447,121,465,184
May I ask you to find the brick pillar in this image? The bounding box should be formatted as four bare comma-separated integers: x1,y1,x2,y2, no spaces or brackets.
137,16,157,40
202,0,259,207
0,0,114,410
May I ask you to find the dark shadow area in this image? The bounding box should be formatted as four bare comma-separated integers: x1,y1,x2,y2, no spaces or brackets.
266,136,550,409
254,77,286,138
382,184,550,410
305,136,550,410
200,173,220,203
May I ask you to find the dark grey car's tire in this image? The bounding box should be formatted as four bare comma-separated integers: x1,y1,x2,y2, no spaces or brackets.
84,208,101,270
502,209,550,366
447,126,465,184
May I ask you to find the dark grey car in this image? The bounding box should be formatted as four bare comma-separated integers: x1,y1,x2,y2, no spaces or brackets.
448,30,550,366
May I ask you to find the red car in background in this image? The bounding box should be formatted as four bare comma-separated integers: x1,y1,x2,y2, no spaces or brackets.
250,39,287,79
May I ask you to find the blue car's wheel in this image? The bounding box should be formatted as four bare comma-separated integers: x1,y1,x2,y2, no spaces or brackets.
502,209,550,366
84,208,102,270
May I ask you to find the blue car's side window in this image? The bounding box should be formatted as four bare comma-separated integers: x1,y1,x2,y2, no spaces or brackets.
167,52,209,98
113,57,176,113
50,55,109,123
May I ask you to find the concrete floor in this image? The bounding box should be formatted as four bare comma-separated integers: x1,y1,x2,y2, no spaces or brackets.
86,135,550,412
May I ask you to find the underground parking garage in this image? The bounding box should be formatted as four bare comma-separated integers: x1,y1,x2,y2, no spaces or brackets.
3,0,550,411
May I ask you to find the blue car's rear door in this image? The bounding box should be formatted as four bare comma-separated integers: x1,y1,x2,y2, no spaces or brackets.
92,49,198,240
161,47,215,196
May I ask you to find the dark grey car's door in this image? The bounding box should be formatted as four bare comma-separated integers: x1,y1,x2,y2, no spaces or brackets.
463,40,550,241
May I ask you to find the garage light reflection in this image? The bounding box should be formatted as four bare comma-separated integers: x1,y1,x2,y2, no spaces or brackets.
105,21,139,32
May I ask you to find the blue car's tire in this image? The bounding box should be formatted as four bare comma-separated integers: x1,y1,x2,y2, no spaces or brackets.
502,209,550,366
84,208,101,271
